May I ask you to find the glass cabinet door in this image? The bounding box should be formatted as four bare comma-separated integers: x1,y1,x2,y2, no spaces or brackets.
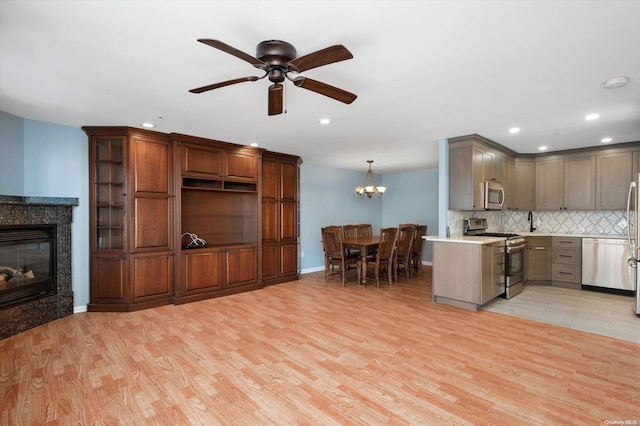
95,138,124,250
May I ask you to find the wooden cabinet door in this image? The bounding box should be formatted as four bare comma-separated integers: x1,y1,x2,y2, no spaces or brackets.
280,243,298,278
225,151,258,182
225,246,257,288
280,161,298,200
515,158,535,211
262,158,278,199
91,254,128,305
280,201,297,241
262,200,278,243
472,147,485,210
535,158,564,210
564,155,595,210
595,151,632,210
526,237,552,281
131,251,173,302
261,244,279,281
182,248,223,295
181,143,223,178
132,196,171,251
131,136,172,194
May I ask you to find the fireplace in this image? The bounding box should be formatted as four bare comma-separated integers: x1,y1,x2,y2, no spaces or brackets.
0,224,57,309
0,195,78,340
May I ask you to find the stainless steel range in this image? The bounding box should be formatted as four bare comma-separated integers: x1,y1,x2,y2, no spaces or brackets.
464,218,526,299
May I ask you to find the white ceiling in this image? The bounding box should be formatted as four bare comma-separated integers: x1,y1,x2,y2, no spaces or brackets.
1,1,639,174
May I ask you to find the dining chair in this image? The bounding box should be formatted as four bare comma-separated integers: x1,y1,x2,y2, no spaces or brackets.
364,227,398,288
342,224,360,257
322,226,360,286
394,224,415,282
410,225,428,276
356,224,373,238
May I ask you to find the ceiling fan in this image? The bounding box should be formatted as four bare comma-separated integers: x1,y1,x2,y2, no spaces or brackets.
189,39,357,116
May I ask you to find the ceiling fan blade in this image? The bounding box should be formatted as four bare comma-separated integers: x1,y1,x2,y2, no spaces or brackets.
287,45,353,73
292,77,357,104
197,39,267,69
189,76,259,94
268,84,284,116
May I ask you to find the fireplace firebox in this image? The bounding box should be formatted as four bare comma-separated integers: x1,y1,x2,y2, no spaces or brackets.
0,224,57,309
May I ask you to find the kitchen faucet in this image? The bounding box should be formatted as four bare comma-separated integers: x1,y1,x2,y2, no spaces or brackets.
527,211,537,232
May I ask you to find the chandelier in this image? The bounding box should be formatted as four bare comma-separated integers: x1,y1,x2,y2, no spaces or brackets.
354,160,387,198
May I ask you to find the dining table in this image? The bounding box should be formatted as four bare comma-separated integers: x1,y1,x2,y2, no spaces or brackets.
342,235,380,284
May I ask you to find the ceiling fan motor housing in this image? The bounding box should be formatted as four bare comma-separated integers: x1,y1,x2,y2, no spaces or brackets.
257,40,297,82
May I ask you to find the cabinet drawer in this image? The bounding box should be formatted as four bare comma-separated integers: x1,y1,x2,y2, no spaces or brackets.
527,236,551,247
552,247,580,265
552,236,580,248
551,264,581,283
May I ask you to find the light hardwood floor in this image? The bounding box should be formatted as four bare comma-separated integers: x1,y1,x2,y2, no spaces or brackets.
1,267,639,425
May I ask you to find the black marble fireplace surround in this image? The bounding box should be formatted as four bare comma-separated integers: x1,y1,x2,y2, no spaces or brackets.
0,195,78,340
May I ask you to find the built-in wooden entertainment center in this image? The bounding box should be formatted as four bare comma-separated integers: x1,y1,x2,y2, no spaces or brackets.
83,127,300,312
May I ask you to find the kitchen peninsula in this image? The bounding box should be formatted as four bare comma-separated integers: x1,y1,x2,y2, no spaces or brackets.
427,235,506,310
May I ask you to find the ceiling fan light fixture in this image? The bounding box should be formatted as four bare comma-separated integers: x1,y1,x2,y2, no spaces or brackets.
355,160,386,199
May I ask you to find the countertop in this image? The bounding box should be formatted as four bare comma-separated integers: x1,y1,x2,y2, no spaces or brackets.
425,232,626,245
424,235,506,245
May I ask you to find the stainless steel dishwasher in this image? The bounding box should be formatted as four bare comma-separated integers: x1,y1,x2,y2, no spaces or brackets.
582,238,636,291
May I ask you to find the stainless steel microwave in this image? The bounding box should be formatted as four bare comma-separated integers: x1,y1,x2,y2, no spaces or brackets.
484,180,505,210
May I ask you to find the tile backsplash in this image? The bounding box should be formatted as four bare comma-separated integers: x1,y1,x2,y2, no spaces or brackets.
448,210,630,237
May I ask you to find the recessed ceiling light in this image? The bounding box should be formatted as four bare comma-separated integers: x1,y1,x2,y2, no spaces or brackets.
509,127,520,134
319,118,331,125
585,113,599,121
250,142,259,147
538,146,548,151
604,76,629,89
141,122,155,128
601,137,613,143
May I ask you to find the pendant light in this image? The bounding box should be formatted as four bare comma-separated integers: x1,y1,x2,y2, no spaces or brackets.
354,160,386,198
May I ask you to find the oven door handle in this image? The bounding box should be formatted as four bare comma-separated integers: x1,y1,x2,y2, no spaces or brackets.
506,243,526,251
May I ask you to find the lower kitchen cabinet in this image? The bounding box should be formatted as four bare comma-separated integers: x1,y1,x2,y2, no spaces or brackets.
551,236,581,287
526,236,552,282
432,240,505,310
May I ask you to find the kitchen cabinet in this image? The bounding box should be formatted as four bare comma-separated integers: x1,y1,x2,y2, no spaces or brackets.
595,151,632,210
526,236,551,282
85,127,174,312
449,143,485,210
551,236,581,287
535,154,595,210
432,240,504,310
448,135,517,211
514,157,535,211
483,151,502,182
261,152,301,286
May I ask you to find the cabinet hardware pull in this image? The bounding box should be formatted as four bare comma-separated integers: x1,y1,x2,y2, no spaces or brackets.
559,271,571,275
559,254,572,257
535,247,545,250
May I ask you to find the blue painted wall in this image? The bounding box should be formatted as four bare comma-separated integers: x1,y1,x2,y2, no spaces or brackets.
0,111,25,195
1,111,440,308
300,163,384,272
381,168,439,263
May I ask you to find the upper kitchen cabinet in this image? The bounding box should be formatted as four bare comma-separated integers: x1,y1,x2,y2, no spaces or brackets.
514,157,535,211
448,135,517,210
535,154,596,210
595,150,633,210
